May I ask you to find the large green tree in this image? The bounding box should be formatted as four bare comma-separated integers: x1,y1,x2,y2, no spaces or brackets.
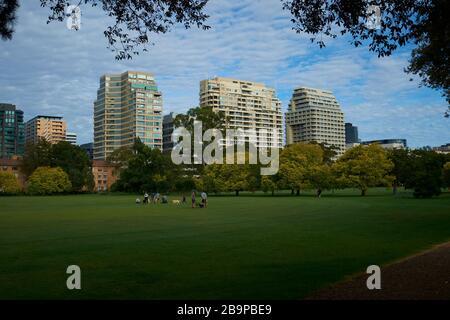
333,144,394,196
21,140,94,192
278,143,324,195
403,149,448,198
21,139,53,177
51,141,94,192
199,150,261,196
172,106,229,175
388,148,412,194
110,138,181,193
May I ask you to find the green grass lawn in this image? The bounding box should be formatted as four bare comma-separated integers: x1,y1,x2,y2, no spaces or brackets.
1,189,450,299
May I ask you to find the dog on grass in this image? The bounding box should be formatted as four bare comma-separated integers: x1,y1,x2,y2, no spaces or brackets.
172,200,180,205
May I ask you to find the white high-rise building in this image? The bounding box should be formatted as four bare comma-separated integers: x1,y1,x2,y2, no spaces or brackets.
199,77,283,148
66,132,77,145
285,87,345,157
93,71,163,160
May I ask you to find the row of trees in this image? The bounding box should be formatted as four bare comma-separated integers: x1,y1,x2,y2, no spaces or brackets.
200,144,450,198
2,135,449,198
0,139,93,195
197,143,395,197
108,137,450,198
105,106,450,199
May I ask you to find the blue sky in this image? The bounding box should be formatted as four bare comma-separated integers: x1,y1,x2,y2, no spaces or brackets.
0,0,448,147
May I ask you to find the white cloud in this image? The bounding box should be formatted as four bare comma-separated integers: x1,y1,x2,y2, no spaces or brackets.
0,0,447,147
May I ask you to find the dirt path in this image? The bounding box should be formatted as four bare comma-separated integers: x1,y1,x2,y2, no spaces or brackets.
308,242,450,300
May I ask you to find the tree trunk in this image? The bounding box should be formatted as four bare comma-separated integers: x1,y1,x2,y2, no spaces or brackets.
235,190,239,196
291,189,294,195
271,190,274,196
361,189,366,196
296,189,300,196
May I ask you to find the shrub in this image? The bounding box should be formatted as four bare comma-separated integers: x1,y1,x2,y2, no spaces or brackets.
0,171,21,194
27,167,72,195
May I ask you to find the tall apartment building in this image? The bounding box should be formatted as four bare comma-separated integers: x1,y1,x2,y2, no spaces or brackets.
199,77,283,148
0,103,25,158
285,87,345,156
93,71,163,160
66,132,77,145
25,115,67,145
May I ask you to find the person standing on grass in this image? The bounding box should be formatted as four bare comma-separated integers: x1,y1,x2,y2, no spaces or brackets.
191,191,196,208
317,188,322,198
201,191,208,208
144,192,149,204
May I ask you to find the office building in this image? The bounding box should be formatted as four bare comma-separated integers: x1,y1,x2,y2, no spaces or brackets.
80,142,94,160
163,112,175,153
199,77,283,148
66,132,77,145
361,139,407,149
0,103,25,158
285,87,345,156
345,123,359,144
93,71,163,160
25,115,67,145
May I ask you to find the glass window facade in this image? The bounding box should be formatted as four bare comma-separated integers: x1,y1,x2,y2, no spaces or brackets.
0,104,25,158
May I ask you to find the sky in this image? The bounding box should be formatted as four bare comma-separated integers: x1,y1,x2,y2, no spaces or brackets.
0,0,448,147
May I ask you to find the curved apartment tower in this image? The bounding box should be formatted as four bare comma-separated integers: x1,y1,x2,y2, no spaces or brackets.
93,71,163,160
285,87,345,157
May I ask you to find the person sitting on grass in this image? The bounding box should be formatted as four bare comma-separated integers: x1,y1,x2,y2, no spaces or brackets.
143,192,149,204
135,198,141,204
161,195,168,204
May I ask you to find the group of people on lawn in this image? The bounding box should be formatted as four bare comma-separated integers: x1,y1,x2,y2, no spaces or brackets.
136,190,207,208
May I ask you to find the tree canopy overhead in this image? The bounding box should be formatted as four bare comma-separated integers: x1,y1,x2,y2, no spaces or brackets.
0,0,210,59
282,0,450,103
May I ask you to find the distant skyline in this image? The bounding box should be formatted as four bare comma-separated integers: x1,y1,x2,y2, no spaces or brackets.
0,0,448,147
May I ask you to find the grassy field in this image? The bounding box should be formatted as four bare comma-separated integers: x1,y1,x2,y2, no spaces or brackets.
1,189,450,299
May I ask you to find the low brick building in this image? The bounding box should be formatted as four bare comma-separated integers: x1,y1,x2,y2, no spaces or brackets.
0,157,26,188
92,160,119,192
